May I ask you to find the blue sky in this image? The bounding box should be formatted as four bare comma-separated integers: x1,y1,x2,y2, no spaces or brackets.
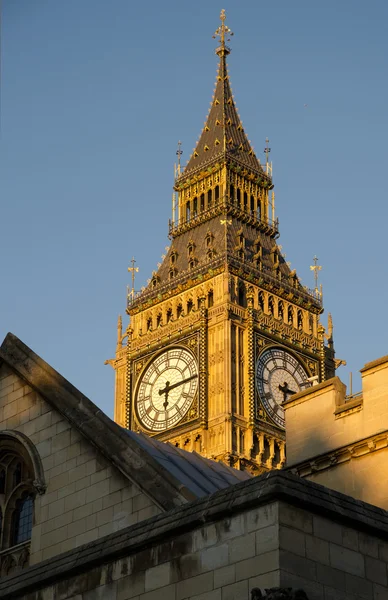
1,0,387,416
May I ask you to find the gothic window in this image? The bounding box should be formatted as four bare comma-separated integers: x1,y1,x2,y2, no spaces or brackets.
193,197,198,217
11,494,33,546
207,189,212,208
186,201,191,222
147,317,152,332
257,201,261,220
288,306,294,326
258,291,264,311
230,184,235,203
268,296,274,316
214,185,220,203
169,268,177,280
240,430,245,454
238,283,246,307
278,301,284,320
250,195,255,214
188,258,197,270
297,310,303,331
0,433,45,577
309,315,314,333
243,192,248,211
177,304,183,319
205,232,214,247
206,248,216,261
169,251,178,265
166,309,173,323
207,290,214,308
12,463,22,488
187,241,195,256
187,300,193,314
156,313,162,328
237,188,241,208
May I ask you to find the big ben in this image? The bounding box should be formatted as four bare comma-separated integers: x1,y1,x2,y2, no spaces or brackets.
108,10,335,474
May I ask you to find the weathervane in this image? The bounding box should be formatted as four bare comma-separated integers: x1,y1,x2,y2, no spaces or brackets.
310,256,322,294
213,9,233,56
127,257,139,300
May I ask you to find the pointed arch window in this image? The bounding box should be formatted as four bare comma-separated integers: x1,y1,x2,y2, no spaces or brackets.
268,296,274,316
207,189,212,208
207,290,214,308
229,184,235,203
11,494,33,546
278,301,284,320
258,291,265,311
200,193,205,212
193,197,198,218
214,185,220,203
288,306,294,326
297,310,303,331
243,192,248,211
237,188,241,208
0,432,46,576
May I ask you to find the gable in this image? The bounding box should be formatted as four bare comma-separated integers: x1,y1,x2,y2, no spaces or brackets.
0,362,161,565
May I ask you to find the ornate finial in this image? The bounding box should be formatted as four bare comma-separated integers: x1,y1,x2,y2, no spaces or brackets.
176,140,183,176
264,138,272,175
213,9,233,56
117,315,123,345
128,257,139,301
310,255,322,294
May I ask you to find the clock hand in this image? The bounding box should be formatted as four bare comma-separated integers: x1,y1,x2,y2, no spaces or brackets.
278,381,296,402
158,374,198,409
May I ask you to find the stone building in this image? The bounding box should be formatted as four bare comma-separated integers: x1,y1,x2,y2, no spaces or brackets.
2,9,388,600
1,333,388,599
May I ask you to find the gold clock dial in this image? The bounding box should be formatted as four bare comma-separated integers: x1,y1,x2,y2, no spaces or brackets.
256,347,309,428
135,347,198,432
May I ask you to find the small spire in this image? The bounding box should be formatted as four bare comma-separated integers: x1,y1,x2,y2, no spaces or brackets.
213,9,233,56
175,140,183,177
310,256,322,294
128,257,139,301
264,138,271,174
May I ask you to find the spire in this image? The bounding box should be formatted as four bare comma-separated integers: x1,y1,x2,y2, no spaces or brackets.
182,10,265,178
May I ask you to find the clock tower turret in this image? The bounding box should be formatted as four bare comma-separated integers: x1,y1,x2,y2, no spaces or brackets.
108,11,335,474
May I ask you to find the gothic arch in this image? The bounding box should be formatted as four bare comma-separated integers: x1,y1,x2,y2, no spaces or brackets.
0,431,46,495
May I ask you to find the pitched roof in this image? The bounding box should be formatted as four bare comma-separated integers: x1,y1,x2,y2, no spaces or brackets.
126,431,250,498
182,42,264,177
0,333,249,509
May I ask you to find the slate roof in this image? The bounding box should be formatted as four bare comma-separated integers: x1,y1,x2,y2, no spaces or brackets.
155,215,291,285
182,48,264,177
182,45,264,178
0,333,249,509
126,430,250,498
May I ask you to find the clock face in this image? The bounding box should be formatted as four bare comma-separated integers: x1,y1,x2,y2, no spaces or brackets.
135,347,198,432
256,347,309,428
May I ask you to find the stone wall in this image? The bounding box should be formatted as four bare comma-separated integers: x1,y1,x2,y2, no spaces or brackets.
1,472,388,600
284,355,388,510
0,363,161,563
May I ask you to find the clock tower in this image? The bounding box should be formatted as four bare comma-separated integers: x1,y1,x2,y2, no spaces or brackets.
108,11,335,474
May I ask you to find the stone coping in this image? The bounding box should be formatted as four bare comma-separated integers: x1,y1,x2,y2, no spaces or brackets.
1,470,388,598
360,354,388,374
